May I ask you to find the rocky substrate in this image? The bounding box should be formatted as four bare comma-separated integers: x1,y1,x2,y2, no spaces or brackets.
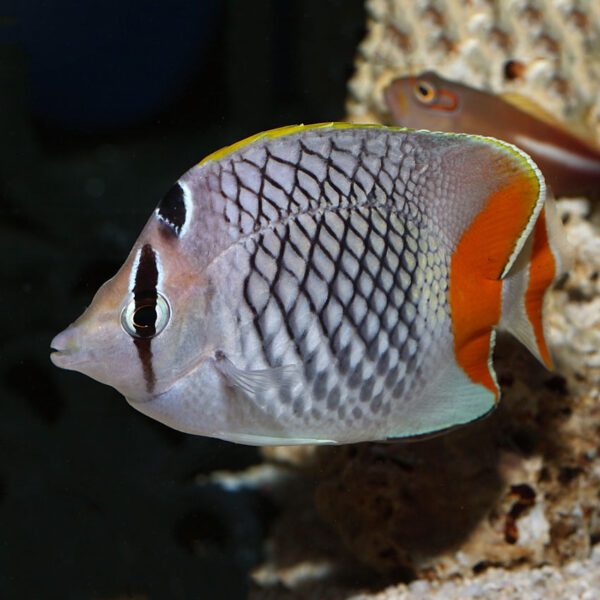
247,1,600,596
351,544,600,600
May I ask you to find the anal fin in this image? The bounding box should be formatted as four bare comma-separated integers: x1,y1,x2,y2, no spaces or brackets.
219,431,338,446
384,357,497,439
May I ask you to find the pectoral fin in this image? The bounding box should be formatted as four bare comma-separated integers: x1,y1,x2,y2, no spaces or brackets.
213,352,299,401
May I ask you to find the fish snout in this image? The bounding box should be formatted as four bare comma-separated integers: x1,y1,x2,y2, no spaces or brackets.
50,325,86,370
384,80,407,120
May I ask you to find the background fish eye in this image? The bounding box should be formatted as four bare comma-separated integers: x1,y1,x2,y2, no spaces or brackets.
414,80,436,103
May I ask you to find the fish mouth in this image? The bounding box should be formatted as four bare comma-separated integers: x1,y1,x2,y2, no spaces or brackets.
50,347,82,370
50,327,89,370
50,347,67,366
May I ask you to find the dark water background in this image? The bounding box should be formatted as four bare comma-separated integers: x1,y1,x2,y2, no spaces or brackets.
0,1,364,597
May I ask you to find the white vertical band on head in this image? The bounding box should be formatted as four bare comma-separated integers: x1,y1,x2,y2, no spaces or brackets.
128,244,164,294
128,247,143,293
154,248,164,289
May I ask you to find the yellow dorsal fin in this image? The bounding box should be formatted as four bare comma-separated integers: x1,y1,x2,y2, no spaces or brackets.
197,122,390,166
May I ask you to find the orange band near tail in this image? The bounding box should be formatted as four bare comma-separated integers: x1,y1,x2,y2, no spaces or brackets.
450,174,540,399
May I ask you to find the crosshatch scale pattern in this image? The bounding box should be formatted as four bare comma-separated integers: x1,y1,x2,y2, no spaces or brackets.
186,128,453,439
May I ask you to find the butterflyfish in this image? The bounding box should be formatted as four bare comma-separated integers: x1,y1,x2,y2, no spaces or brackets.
385,71,600,200
50,123,565,445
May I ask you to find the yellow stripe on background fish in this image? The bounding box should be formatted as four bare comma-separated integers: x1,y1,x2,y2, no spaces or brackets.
50,124,565,445
385,71,600,200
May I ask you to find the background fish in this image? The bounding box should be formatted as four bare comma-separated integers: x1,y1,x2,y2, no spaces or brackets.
50,123,564,445
385,71,600,200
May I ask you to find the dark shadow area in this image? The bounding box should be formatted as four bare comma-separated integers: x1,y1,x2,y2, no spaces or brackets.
249,335,578,596
0,1,365,598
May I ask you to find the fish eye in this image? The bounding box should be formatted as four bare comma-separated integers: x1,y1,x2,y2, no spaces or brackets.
413,80,436,104
121,292,170,339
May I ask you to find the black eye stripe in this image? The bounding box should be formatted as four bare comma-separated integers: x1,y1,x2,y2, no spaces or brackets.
133,244,158,299
157,182,186,237
132,243,159,392
134,338,155,394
